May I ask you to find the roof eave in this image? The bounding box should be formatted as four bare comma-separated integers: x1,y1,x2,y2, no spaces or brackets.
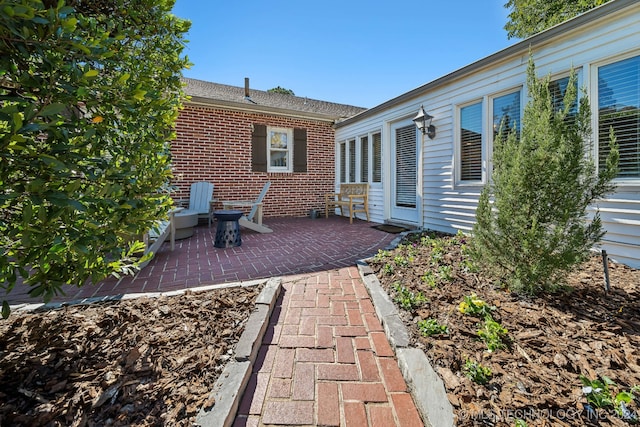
186,96,348,123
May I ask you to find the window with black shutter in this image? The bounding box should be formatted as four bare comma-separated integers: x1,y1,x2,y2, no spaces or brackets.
251,124,307,173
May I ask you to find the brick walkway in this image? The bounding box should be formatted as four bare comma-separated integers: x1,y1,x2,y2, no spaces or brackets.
235,267,424,426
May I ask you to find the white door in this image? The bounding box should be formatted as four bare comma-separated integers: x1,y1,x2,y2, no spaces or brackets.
390,121,420,223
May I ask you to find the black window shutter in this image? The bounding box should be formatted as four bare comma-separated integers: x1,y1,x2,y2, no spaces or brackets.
252,124,267,172
293,128,307,173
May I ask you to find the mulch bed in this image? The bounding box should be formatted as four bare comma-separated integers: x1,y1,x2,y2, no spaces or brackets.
368,231,640,426
0,284,263,426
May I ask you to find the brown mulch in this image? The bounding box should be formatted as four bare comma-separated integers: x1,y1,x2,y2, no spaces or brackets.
369,231,640,427
0,284,263,426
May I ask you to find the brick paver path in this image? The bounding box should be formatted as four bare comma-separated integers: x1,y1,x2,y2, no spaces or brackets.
235,267,424,426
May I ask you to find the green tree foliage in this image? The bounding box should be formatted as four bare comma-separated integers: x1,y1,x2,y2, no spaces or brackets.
504,0,612,39
471,57,618,295
267,86,295,96
0,0,190,314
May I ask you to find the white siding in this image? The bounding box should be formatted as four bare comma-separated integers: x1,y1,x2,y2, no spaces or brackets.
335,1,640,268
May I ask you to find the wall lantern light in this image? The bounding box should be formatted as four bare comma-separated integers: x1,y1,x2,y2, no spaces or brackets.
413,105,436,139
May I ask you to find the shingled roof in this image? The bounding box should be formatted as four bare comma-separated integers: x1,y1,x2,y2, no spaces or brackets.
182,77,367,123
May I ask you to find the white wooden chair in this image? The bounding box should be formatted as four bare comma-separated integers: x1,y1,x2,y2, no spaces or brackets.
222,181,272,233
187,181,215,226
139,207,181,268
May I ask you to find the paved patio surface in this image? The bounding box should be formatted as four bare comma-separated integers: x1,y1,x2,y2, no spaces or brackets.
6,216,426,426
6,216,397,305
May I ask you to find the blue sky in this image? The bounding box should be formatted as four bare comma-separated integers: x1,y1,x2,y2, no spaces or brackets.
171,1,517,108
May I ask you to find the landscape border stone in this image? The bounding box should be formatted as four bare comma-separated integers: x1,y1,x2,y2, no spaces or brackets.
195,277,282,427
358,229,455,427
9,278,268,313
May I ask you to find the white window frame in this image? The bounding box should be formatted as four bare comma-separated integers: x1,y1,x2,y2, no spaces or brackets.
348,138,356,182
455,99,485,186
371,131,382,183
487,87,523,177
592,51,640,186
338,130,383,184
359,134,369,183
267,126,293,173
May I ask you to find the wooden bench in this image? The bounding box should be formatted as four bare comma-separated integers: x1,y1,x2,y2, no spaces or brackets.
325,183,369,224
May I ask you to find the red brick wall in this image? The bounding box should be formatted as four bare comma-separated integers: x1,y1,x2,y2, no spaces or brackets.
171,104,336,218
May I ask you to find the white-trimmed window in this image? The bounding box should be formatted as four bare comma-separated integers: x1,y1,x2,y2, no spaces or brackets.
492,90,521,141
455,90,520,184
549,74,578,117
360,135,369,182
267,126,293,172
339,141,346,182
458,101,483,182
348,138,356,182
597,54,640,179
372,132,382,182
338,131,382,183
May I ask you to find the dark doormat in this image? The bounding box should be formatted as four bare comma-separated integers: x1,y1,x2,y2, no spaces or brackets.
372,224,410,234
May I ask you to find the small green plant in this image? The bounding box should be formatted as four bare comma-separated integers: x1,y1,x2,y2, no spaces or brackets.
580,375,616,409
458,293,495,318
417,318,449,336
420,235,434,247
393,283,427,311
580,376,639,421
394,255,410,268
382,263,394,275
438,265,454,282
421,271,438,288
405,243,420,258
463,359,492,384
514,419,528,427
478,317,509,352
373,249,391,262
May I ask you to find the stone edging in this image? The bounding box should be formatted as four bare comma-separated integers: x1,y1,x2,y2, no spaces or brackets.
357,230,455,427
195,277,282,427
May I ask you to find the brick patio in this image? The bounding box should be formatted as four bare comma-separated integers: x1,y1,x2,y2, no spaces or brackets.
6,216,425,426
6,216,396,305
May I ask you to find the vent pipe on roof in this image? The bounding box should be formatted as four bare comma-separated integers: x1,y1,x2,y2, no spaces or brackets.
244,77,257,104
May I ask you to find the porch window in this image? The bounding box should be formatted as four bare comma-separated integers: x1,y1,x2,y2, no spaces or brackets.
338,131,382,184
372,132,382,183
348,138,356,182
360,135,369,182
459,101,483,181
339,141,346,183
598,54,640,179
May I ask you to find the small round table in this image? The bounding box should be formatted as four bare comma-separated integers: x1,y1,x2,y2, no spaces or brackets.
214,210,243,248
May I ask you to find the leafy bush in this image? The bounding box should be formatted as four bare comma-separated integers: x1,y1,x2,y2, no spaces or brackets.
0,0,190,315
471,57,618,295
